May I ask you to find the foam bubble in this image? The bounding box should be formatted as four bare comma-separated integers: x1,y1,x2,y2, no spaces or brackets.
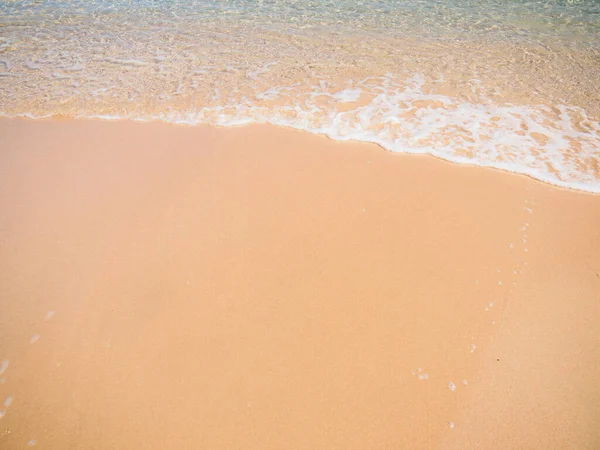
332,88,362,103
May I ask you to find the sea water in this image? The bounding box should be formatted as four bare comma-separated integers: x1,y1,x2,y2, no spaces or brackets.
1,0,599,191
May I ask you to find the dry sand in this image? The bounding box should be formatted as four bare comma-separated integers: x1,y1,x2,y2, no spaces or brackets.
0,118,599,449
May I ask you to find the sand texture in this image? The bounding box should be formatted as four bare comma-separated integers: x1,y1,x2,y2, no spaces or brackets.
0,119,599,449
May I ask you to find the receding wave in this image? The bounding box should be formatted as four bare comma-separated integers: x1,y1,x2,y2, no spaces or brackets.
1,0,599,192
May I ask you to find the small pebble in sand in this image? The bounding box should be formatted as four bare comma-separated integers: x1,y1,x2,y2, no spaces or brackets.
30,334,40,344
449,421,455,429
448,381,456,392
45,311,55,321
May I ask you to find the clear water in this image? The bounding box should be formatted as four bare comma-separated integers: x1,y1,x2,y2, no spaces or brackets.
1,0,599,191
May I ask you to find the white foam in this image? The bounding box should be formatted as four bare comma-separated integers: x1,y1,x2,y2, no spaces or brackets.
332,88,362,102
256,87,284,100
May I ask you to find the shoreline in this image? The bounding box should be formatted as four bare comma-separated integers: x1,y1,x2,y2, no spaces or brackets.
1,118,599,448
3,115,600,195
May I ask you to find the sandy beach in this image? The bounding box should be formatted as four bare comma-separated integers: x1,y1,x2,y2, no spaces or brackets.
0,118,599,449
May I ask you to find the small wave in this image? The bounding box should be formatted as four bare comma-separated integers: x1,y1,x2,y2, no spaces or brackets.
3,74,598,193
143,74,600,193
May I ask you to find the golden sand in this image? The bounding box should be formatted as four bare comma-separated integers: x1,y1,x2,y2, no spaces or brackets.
0,119,599,448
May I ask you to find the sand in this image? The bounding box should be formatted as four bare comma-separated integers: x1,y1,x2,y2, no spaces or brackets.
0,118,599,449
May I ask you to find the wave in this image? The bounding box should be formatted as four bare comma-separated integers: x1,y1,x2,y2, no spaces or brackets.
3,73,599,193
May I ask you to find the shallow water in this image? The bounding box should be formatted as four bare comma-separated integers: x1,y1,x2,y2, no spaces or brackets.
1,0,599,191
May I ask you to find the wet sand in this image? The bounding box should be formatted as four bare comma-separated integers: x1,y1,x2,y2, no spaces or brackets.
0,118,599,449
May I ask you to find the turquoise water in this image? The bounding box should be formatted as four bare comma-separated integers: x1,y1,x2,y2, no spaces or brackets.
2,0,599,42
1,0,599,191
